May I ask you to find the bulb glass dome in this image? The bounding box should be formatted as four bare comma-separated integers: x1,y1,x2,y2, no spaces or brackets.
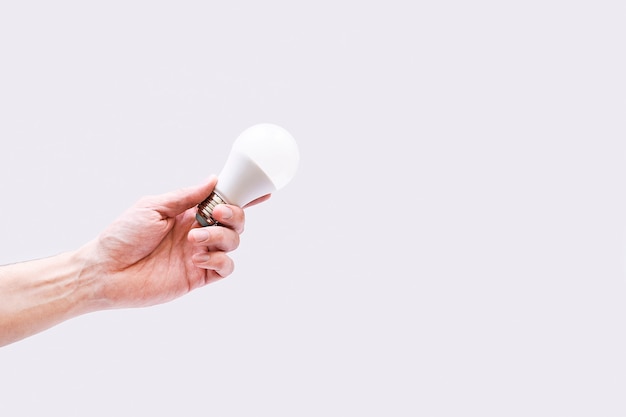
231,123,300,190
196,123,300,226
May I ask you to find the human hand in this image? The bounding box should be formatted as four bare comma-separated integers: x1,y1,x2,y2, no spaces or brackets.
84,176,269,310
0,176,270,346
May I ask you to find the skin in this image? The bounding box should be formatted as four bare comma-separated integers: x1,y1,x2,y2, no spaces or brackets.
0,176,269,347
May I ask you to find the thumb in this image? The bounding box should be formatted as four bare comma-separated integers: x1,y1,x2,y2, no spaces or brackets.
149,176,218,218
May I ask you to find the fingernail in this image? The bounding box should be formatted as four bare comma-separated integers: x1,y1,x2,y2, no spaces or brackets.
194,253,210,263
194,228,210,242
219,206,233,220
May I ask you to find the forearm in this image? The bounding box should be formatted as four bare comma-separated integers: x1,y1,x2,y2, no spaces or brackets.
0,246,101,347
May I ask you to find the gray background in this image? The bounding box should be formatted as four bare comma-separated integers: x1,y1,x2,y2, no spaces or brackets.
1,1,625,416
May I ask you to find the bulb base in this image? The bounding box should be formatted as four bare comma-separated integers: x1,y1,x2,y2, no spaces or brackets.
196,191,228,227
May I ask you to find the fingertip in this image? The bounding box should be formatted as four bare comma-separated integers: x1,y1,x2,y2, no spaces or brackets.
212,204,245,235
204,174,218,186
213,204,233,220
192,252,211,264
196,175,218,196
191,252,235,279
188,227,210,244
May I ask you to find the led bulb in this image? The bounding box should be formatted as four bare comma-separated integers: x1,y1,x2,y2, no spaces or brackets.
196,123,300,226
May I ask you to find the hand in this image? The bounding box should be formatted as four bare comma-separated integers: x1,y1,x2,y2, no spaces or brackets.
85,176,269,309
0,176,270,346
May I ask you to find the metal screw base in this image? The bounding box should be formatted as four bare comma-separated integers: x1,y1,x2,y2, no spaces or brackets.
196,191,227,227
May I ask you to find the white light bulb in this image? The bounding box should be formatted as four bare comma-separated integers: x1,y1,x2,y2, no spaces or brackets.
196,123,300,226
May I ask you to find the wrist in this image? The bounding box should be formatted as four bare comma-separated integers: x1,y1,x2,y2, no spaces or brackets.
72,240,110,314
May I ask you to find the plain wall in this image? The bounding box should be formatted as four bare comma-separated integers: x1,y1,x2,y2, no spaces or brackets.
1,1,625,416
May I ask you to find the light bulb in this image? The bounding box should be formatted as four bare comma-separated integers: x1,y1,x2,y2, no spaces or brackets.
196,123,300,227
